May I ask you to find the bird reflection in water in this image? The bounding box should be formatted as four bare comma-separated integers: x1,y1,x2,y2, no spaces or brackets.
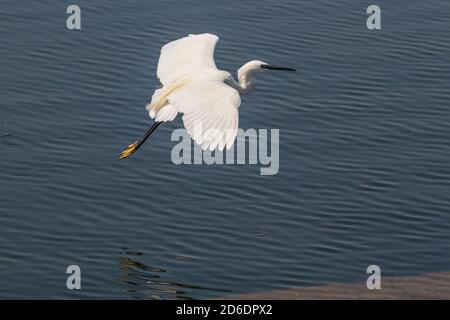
118,249,229,300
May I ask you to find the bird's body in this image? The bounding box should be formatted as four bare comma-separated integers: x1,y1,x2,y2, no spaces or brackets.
119,33,295,160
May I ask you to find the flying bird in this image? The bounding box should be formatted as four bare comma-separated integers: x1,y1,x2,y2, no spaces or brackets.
119,33,295,160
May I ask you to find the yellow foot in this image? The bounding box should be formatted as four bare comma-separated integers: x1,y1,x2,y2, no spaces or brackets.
119,143,138,160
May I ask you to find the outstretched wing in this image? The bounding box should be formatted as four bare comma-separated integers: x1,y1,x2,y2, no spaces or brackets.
168,80,240,151
157,33,219,85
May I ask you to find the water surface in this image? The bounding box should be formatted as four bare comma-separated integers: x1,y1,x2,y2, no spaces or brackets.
1,0,450,299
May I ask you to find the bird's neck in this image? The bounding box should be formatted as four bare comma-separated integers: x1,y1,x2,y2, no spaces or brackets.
237,69,256,95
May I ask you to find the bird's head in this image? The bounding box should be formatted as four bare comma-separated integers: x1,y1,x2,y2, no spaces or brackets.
237,60,296,95
239,60,296,74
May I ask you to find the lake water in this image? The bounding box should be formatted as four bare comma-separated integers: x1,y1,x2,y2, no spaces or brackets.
1,0,450,299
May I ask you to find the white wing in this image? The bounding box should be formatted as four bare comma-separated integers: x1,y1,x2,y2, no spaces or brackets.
168,80,240,151
157,33,219,85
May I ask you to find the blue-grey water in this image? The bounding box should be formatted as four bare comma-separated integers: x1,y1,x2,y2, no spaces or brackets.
1,0,450,299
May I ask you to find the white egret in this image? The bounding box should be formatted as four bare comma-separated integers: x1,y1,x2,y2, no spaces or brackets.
119,33,295,160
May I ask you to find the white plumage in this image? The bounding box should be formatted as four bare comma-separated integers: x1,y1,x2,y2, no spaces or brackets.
157,34,219,85
119,33,295,159
147,33,239,151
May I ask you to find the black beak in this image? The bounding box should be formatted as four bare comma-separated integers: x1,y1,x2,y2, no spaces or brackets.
261,64,296,71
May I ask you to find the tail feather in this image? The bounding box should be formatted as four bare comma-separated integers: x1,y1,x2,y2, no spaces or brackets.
146,79,188,119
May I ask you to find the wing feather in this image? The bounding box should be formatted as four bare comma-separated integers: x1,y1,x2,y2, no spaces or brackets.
153,33,240,150
168,81,240,151
157,33,219,84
